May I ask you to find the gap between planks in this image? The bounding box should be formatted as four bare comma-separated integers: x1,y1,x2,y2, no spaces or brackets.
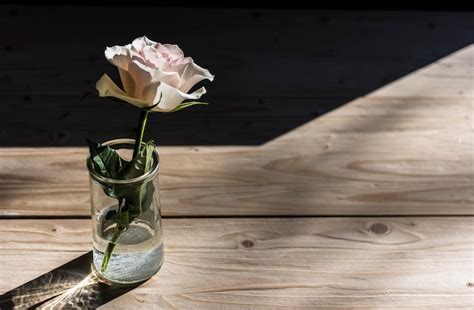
1,214,474,220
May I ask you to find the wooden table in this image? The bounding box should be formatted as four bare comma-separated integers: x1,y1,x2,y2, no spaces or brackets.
1,14,473,309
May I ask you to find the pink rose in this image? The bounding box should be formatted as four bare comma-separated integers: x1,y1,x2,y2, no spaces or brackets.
96,36,214,112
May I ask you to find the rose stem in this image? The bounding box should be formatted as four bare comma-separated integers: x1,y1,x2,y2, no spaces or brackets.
133,109,149,157
100,109,150,273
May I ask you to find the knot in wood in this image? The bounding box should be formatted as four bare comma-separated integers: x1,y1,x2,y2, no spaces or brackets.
241,239,255,248
370,223,389,235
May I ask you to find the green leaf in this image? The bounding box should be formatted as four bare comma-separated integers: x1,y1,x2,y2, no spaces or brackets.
144,142,155,172
110,179,155,224
104,209,117,221
118,140,155,179
87,139,156,233
110,139,156,222
116,208,130,228
171,101,208,112
139,181,155,214
86,139,123,179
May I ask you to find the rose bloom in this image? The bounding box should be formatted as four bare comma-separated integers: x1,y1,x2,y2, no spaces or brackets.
96,36,214,112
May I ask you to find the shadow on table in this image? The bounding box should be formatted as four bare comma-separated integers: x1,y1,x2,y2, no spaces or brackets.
0,252,144,309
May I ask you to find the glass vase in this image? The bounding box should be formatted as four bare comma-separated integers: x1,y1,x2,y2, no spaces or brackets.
87,138,163,284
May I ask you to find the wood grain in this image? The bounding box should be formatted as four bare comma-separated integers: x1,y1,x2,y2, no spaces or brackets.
1,6,473,146
1,7,472,310
0,218,473,308
2,7,472,98
0,46,472,217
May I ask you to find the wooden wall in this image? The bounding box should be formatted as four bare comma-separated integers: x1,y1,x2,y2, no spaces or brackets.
1,6,473,146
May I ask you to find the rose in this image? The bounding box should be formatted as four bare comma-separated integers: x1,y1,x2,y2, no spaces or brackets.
96,36,214,112
90,37,213,275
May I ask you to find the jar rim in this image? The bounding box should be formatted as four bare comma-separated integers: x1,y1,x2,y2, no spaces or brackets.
87,138,159,185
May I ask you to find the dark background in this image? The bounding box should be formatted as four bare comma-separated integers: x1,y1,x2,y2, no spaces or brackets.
1,5,473,146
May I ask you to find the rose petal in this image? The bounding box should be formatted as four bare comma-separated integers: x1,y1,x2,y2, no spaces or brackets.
141,81,162,105
127,60,154,98
142,46,166,68
131,36,147,52
150,82,207,112
142,36,158,46
128,60,182,98
104,45,131,70
129,49,146,63
179,61,215,93
118,68,136,96
160,44,184,60
150,68,180,88
96,74,151,109
166,56,192,76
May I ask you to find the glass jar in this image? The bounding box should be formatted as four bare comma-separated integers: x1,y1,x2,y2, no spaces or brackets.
87,138,163,284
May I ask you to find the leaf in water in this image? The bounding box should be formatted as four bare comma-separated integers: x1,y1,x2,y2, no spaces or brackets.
105,209,117,221
116,209,130,229
87,139,156,229
111,180,154,224
140,181,155,214
112,139,156,222
118,140,155,179
139,141,156,214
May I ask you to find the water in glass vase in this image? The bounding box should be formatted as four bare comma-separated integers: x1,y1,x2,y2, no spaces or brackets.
92,205,164,284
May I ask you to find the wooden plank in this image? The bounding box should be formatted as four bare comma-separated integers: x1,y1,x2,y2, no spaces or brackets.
368,45,474,99
1,218,473,308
